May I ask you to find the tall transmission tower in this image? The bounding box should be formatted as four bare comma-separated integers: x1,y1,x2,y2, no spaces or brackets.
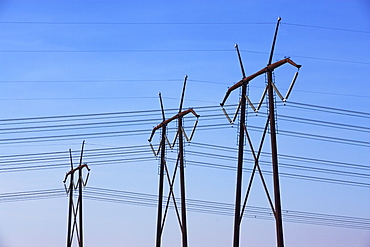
63,141,91,247
220,17,301,247
148,76,200,247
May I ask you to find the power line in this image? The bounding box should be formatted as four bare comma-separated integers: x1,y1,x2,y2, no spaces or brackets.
0,142,367,188
0,49,232,53
0,78,368,100
190,142,370,171
279,54,370,65
179,159,370,188
2,112,366,137
0,102,367,124
1,187,368,230
0,106,366,149
0,104,366,134
286,101,370,119
278,115,370,133
0,121,367,147
0,79,183,84
0,188,65,202
0,48,367,65
187,150,369,179
0,21,274,25
84,187,370,230
0,101,365,125
1,20,368,34
282,22,370,34
0,142,366,171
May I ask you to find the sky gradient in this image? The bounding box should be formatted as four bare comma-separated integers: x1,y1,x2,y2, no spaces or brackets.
0,1,369,247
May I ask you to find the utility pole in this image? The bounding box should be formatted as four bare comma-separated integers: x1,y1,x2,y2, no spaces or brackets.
148,76,200,247
267,17,285,247
64,141,91,247
220,17,301,247
155,93,166,247
233,44,247,247
178,77,188,247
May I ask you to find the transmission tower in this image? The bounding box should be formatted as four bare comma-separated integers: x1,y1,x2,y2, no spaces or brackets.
220,17,301,247
148,76,200,247
63,141,91,247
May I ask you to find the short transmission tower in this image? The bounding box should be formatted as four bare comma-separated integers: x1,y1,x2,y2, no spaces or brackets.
220,17,301,247
148,76,200,247
63,141,91,247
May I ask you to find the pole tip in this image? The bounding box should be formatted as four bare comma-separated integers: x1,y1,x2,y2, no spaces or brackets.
277,16,282,21
234,43,238,49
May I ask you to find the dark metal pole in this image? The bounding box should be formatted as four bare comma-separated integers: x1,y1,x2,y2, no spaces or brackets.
235,44,246,78
232,44,247,247
233,81,247,247
179,76,188,113
267,17,284,247
178,76,188,247
67,150,74,247
268,17,281,66
79,141,85,247
267,70,284,247
78,168,83,247
156,93,166,247
178,116,188,247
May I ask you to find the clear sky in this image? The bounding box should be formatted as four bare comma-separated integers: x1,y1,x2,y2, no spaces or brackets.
0,0,369,247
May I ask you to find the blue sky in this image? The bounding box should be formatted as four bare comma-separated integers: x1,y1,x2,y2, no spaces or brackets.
0,1,369,246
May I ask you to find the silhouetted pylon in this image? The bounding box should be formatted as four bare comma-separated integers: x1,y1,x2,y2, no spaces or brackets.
63,141,90,247
220,17,301,247
148,76,200,247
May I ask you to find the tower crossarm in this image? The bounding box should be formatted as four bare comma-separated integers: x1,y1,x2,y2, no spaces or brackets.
148,108,200,142
63,164,90,183
220,58,301,107
268,57,301,71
